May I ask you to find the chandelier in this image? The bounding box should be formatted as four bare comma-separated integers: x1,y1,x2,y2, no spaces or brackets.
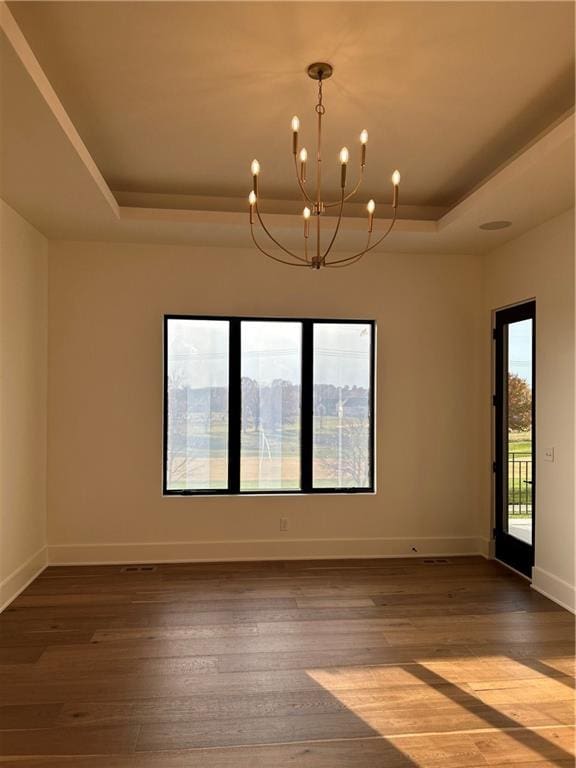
248,62,401,269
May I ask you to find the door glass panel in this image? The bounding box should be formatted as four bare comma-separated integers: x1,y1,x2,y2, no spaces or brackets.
165,319,229,491
505,319,533,543
240,321,302,491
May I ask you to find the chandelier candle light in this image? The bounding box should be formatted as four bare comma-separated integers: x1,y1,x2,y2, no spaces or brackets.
248,62,401,269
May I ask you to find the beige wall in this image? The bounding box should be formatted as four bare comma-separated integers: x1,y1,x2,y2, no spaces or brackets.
47,241,485,563
3,205,572,610
0,200,48,609
483,209,575,610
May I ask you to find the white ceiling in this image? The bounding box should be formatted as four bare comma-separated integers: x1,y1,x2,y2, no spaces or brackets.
0,1,574,255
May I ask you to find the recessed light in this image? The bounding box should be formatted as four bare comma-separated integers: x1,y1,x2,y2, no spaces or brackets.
479,220,512,231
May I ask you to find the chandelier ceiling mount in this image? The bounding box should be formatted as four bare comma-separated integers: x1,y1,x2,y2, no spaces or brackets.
306,61,334,81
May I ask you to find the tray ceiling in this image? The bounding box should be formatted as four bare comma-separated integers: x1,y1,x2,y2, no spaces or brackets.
1,2,574,253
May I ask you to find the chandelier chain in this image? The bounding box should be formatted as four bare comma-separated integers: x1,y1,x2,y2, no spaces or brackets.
315,78,326,115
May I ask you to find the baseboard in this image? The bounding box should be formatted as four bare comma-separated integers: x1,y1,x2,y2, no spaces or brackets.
531,566,576,613
0,546,47,613
48,536,481,565
476,536,493,558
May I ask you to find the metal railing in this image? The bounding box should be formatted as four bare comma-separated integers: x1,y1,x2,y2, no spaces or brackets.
508,452,532,515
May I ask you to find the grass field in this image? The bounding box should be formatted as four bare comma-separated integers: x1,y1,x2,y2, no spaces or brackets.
167,423,533,500
509,441,531,454
507,431,532,516
167,415,369,490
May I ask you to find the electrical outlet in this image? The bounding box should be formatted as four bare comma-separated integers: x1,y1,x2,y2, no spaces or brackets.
280,517,289,532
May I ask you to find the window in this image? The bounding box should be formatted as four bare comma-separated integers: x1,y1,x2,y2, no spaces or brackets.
164,318,229,491
313,323,373,489
164,317,375,495
241,321,302,491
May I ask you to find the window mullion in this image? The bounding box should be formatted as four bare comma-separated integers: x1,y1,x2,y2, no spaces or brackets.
369,322,376,491
301,320,313,492
228,319,241,493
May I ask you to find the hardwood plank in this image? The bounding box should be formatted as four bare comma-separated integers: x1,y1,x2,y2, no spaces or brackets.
34,632,401,663
0,600,561,637
136,706,575,752
0,647,45,665
3,659,574,706
37,654,219,676
0,724,140,756
55,689,351,727
0,730,573,767
52,690,575,731
255,612,573,637
217,644,472,673
468,725,575,764
12,595,131,608
1,667,415,705
0,704,62,730
467,640,576,659
127,597,298,610
295,597,376,608
90,624,258,642
1,595,298,618
0,630,95,648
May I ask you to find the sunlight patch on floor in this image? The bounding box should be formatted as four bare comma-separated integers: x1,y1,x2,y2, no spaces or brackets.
305,655,575,746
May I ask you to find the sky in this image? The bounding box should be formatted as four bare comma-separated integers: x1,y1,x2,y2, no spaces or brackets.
508,318,532,388
168,317,531,392
167,319,371,389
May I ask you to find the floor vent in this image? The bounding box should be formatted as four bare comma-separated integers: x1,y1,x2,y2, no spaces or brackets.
120,565,157,573
423,558,451,564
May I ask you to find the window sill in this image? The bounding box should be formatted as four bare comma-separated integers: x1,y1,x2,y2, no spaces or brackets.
163,490,376,498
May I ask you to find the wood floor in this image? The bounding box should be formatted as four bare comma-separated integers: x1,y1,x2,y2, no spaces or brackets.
0,556,574,767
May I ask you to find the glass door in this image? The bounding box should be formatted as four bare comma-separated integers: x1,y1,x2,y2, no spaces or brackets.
494,301,535,577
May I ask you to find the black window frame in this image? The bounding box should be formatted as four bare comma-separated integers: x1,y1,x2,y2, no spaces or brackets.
163,315,376,496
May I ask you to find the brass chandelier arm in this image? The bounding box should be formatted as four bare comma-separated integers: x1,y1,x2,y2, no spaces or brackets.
324,208,397,267
321,188,346,264
356,208,398,256
292,155,314,204
323,165,365,208
325,233,371,268
250,220,310,267
325,253,365,269
255,202,309,263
